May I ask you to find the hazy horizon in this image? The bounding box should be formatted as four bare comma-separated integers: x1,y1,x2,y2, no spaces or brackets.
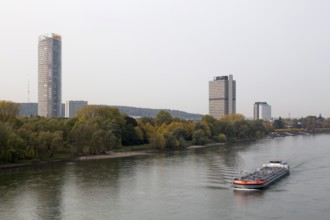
1,0,329,118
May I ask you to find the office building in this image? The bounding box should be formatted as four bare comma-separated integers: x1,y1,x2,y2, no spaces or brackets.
254,102,271,120
38,33,62,117
65,101,88,118
209,75,236,119
61,103,65,117
19,103,38,116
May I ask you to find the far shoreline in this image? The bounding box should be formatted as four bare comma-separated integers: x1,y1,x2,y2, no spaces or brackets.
0,144,223,169
1,131,326,170
0,151,153,170
78,151,152,161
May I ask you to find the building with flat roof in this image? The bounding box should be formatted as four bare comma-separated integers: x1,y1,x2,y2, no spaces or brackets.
19,103,38,116
209,75,236,119
254,102,271,120
38,33,62,117
65,101,88,118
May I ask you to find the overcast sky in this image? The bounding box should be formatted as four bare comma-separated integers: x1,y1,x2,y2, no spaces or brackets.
0,0,329,118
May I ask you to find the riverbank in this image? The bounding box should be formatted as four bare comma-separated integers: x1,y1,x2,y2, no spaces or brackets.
78,151,151,160
0,143,224,169
2,130,327,169
0,136,279,169
272,128,330,137
0,151,153,169
0,159,72,169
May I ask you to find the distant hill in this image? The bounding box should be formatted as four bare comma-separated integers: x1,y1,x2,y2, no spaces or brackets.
18,103,203,120
111,106,203,120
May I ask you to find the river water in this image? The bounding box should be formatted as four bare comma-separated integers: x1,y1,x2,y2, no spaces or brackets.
1,134,330,220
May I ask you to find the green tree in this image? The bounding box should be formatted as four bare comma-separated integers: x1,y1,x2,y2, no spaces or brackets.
16,127,37,159
219,114,245,123
105,130,121,149
90,129,106,154
51,131,64,155
192,129,209,145
0,123,10,163
138,117,156,126
163,132,179,149
173,127,189,140
0,123,9,149
76,105,98,121
218,133,227,142
193,122,211,139
273,117,285,129
178,137,187,148
36,131,62,157
142,122,156,142
0,100,19,123
150,132,165,149
90,129,120,154
71,122,98,154
122,116,140,145
134,126,146,143
201,115,218,137
7,132,25,161
156,111,173,126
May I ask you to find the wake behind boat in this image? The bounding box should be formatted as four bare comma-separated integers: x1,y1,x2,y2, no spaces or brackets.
232,161,289,189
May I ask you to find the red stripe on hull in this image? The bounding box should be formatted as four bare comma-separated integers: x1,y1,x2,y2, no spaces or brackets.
232,180,266,185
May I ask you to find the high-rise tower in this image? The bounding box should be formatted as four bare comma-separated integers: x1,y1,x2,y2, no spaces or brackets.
38,33,62,117
209,75,236,119
254,102,271,120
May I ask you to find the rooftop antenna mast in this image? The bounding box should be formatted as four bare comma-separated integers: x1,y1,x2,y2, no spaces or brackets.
28,80,30,103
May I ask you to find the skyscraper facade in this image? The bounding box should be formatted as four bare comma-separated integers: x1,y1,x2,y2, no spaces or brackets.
38,33,62,117
209,75,236,119
254,102,272,120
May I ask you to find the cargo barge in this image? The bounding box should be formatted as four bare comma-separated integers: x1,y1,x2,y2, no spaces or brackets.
232,161,289,189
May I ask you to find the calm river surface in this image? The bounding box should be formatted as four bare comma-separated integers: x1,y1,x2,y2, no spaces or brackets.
1,134,330,220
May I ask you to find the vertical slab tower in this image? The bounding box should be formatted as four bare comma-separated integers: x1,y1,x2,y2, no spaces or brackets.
38,33,62,117
209,75,236,119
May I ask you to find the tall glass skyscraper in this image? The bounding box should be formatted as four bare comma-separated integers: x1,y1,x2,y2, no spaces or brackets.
209,75,236,119
38,33,62,117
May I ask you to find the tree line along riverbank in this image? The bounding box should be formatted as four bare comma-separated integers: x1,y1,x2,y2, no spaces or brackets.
1,100,330,167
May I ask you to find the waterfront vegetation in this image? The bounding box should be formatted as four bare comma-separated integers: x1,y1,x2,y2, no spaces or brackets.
1,100,329,165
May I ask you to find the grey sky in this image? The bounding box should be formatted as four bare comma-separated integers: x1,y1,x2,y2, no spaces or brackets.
0,0,329,118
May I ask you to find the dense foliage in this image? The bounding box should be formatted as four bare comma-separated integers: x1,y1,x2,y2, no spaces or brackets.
1,101,273,164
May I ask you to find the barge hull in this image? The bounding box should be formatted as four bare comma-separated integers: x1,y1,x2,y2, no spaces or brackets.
233,169,289,189
232,161,290,189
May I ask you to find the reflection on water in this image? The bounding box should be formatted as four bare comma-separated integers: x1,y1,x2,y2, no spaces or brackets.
233,189,265,203
1,134,330,219
0,163,66,219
